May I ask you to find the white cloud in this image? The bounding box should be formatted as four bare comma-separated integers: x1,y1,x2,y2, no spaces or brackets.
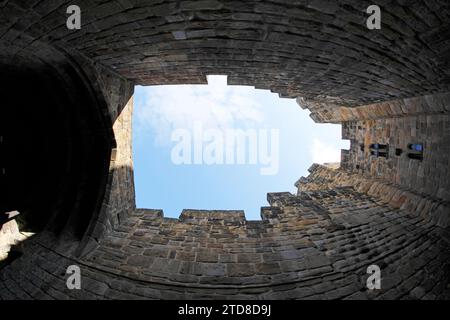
311,138,342,164
134,76,265,146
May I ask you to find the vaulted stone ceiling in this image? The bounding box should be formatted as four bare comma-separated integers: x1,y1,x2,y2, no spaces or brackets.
1,0,449,107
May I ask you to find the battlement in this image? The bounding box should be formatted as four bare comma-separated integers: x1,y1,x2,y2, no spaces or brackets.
179,210,246,224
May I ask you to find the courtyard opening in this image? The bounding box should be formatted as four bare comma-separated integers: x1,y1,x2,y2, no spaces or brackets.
132,76,350,220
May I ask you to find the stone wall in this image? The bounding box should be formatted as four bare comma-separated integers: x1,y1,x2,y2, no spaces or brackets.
340,113,450,202
297,164,450,228
1,0,450,110
78,96,136,256
1,0,450,300
306,92,450,123
1,95,449,298
1,177,449,299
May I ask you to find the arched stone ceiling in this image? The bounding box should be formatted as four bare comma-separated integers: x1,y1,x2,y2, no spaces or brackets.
1,0,449,108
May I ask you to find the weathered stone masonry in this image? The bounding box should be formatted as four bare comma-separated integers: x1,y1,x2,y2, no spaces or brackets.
0,1,449,299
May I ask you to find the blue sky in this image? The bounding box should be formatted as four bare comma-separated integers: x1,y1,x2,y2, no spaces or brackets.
132,76,348,220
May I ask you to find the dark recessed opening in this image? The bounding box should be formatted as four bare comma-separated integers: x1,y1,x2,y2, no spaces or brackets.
408,153,423,161
1,58,112,243
369,143,389,158
407,143,423,161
